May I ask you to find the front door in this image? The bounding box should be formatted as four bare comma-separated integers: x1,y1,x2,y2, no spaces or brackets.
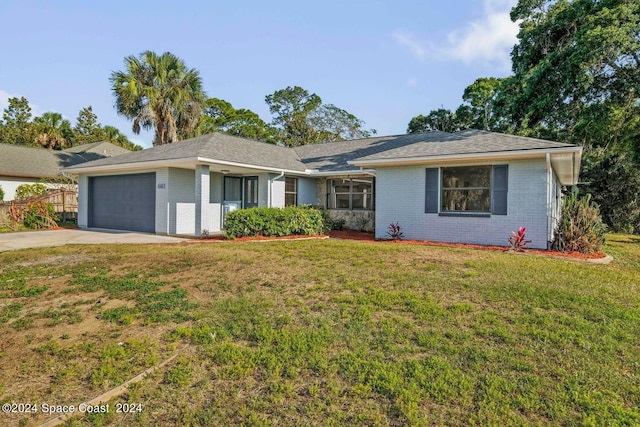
243,176,258,208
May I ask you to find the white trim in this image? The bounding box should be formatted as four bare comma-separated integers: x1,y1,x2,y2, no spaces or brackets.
546,153,553,246
307,169,377,177
196,157,305,175
65,156,309,175
65,158,202,173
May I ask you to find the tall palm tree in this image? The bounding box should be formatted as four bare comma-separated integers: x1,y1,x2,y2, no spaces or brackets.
34,112,73,149
110,51,206,145
103,125,142,151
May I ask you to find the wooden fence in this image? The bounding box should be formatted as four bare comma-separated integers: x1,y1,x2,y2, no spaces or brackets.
0,189,78,225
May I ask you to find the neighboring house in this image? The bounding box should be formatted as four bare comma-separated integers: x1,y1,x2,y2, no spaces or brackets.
0,141,131,200
64,130,581,249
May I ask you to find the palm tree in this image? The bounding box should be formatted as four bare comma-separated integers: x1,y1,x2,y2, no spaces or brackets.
34,112,73,149
110,51,206,145
103,125,142,151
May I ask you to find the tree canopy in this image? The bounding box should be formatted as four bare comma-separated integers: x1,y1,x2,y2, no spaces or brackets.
110,51,207,146
0,97,36,146
73,106,105,146
407,0,640,232
508,0,640,232
0,97,140,151
33,112,73,150
265,86,375,147
407,108,462,133
197,98,276,143
194,86,375,147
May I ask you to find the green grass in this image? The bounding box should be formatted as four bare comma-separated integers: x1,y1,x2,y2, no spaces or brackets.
0,234,638,426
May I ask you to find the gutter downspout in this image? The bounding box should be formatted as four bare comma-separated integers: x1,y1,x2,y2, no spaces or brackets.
268,171,285,207
572,152,576,189
546,153,553,248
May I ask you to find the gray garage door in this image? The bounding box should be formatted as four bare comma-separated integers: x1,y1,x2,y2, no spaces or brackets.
88,173,156,232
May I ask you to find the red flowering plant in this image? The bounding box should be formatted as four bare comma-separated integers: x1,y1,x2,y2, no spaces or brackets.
508,227,532,251
386,222,404,240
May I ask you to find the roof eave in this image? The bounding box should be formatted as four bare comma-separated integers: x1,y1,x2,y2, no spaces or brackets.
0,172,60,180
196,157,307,174
307,169,377,177
63,157,202,173
550,149,583,186
63,156,309,175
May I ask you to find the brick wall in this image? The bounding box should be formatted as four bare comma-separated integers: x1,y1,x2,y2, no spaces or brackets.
168,168,195,235
374,159,550,249
297,177,317,206
77,175,88,228
154,168,169,234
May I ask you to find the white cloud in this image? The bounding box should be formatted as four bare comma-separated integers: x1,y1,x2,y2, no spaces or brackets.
392,0,519,70
392,31,426,60
406,77,419,87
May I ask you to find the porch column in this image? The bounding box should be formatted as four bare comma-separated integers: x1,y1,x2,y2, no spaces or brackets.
195,165,211,237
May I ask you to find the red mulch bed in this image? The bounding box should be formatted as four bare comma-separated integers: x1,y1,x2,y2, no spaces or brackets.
328,230,605,260
189,229,604,260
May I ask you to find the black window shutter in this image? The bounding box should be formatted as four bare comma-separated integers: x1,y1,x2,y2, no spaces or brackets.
492,165,508,215
425,168,439,213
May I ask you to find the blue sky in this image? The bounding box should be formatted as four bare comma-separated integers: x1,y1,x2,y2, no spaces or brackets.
0,0,518,148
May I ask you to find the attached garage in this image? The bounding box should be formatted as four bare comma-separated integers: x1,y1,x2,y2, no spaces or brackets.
88,173,156,233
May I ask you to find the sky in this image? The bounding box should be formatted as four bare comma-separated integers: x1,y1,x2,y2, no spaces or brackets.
0,0,519,149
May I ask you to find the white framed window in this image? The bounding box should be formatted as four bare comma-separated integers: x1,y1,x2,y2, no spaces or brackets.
327,178,374,210
285,177,297,206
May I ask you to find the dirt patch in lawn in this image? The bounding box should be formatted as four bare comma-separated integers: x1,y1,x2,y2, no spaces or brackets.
15,254,94,267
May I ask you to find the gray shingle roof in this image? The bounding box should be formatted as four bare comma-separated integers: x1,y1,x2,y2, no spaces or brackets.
63,141,130,157
0,142,131,179
62,130,578,175
65,133,309,172
296,130,576,171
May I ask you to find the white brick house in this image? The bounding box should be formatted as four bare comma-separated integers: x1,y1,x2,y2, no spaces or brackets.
65,130,581,249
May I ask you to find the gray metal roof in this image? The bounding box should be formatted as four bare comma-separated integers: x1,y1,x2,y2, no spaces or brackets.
0,142,131,179
295,130,576,171
65,133,309,172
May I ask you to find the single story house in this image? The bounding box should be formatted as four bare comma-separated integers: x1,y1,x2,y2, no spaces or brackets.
64,130,582,249
0,141,130,200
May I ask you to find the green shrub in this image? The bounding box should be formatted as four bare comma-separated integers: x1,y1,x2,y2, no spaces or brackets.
224,206,325,238
299,204,345,231
15,183,48,200
22,201,58,229
552,191,607,254
0,185,4,201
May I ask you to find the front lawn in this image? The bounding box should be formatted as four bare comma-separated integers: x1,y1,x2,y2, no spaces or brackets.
0,234,639,426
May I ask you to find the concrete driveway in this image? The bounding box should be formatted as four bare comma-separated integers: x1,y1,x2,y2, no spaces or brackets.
0,229,188,252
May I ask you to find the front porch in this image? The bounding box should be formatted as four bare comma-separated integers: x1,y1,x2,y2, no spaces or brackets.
155,165,317,237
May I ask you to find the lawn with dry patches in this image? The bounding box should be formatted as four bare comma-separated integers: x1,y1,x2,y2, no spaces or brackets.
0,235,639,426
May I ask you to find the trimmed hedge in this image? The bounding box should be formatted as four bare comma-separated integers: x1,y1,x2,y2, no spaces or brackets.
224,206,325,239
